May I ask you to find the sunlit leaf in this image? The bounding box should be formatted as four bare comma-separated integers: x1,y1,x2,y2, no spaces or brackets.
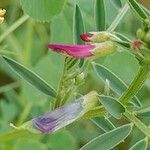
93,63,142,107
99,95,125,119
94,0,106,31
20,0,67,22
3,56,56,98
80,123,133,150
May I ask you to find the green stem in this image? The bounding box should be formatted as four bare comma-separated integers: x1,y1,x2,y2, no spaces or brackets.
16,103,32,126
107,3,129,32
0,82,20,94
119,64,150,104
0,15,29,43
54,58,67,108
0,130,27,142
124,110,150,137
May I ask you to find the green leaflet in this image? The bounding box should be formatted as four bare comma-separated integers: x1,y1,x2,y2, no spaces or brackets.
111,0,122,8
93,63,142,107
73,4,85,44
94,0,106,31
127,0,148,20
20,0,67,22
129,138,148,150
92,117,115,132
99,95,125,119
80,123,133,150
134,105,150,118
3,56,56,98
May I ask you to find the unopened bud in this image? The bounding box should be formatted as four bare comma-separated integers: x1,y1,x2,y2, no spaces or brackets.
144,31,150,45
75,72,85,84
136,28,146,40
80,32,119,43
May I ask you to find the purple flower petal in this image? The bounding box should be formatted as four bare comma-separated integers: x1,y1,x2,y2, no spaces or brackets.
32,98,84,133
48,44,95,58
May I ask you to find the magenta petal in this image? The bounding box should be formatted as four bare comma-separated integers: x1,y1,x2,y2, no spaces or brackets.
80,33,93,42
48,44,95,58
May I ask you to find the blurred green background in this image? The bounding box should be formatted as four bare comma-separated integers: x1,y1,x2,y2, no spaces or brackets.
0,0,150,149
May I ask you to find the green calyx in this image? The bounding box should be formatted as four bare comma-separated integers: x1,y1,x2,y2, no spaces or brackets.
82,91,100,113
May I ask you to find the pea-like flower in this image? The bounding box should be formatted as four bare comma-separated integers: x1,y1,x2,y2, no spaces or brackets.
48,41,115,58
11,91,99,134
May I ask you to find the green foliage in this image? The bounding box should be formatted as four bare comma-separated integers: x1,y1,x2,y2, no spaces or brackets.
20,0,67,22
0,0,150,149
94,0,106,31
80,124,133,150
111,0,122,8
3,56,56,98
73,4,85,44
92,117,115,132
93,63,141,107
129,138,148,150
127,0,148,20
98,95,125,119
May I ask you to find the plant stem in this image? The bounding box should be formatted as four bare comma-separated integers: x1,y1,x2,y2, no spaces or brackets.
124,110,150,137
107,3,129,32
54,58,67,108
0,15,29,43
0,130,37,142
119,64,150,104
0,82,20,94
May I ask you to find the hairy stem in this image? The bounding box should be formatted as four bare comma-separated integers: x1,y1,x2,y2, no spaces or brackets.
54,58,67,108
124,110,150,137
119,64,150,104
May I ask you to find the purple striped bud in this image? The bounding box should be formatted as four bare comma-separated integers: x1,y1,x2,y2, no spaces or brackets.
12,91,99,134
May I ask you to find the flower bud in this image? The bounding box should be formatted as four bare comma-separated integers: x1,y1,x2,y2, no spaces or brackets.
136,28,146,40
75,72,85,84
144,31,150,45
80,31,120,43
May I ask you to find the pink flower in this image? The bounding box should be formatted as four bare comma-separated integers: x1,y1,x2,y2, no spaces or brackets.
48,44,95,58
48,41,116,58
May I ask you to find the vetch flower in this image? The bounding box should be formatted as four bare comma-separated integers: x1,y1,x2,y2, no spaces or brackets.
0,8,6,24
48,41,116,58
80,31,120,43
48,44,95,58
11,91,99,134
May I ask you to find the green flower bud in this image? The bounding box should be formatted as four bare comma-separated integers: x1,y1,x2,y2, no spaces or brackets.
75,72,85,84
144,31,150,45
136,28,146,40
